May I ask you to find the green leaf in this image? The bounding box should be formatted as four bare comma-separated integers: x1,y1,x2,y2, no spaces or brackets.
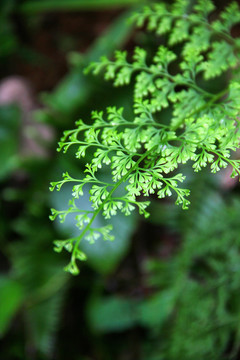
0,277,24,336
194,0,215,17
139,289,176,328
216,2,240,33
202,41,238,79
168,19,190,45
183,25,211,54
169,89,206,128
26,293,65,356
87,296,137,332
153,46,177,68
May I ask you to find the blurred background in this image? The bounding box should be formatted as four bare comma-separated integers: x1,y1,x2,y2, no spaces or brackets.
1,1,240,360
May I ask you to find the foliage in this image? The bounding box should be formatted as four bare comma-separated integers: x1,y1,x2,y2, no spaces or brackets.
0,2,142,358
51,0,240,275
87,194,240,360
0,0,18,59
0,105,20,179
1,1,240,359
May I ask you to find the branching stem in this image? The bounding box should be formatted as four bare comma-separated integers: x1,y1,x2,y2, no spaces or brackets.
71,147,155,261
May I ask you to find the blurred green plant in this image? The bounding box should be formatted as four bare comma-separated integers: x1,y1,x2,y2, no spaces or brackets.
19,0,145,13
0,0,18,59
0,1,139,358
141,193,240,360
85,193,240,360
0,105,20,179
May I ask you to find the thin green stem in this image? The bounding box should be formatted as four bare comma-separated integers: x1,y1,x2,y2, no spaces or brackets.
152,71,213,98
71,147,155,260
98,61,214,97
56,209,94,215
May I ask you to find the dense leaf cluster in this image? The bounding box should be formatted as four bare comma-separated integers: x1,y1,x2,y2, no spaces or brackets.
50,0,240,274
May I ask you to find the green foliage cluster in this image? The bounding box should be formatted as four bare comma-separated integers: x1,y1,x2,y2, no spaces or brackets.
2,1,240,359
88,193,240,360
51,0,240,275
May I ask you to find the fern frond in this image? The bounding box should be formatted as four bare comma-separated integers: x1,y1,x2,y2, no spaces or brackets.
50,0,240,274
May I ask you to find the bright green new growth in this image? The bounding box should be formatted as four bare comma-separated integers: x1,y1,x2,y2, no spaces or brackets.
50,0,240,275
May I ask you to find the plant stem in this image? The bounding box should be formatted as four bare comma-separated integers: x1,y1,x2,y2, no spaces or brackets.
71,147,154,259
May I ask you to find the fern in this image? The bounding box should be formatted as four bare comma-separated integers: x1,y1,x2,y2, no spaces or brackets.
141,195,240,360
50,0,240,275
